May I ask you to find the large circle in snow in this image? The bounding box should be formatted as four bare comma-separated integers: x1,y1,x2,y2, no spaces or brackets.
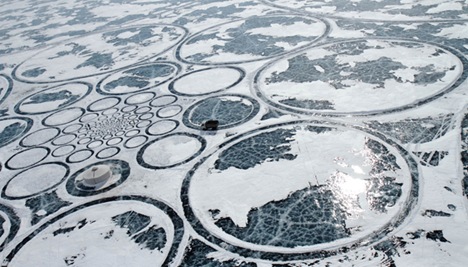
255,39,464,115
5,147,50,170
2,162,69,200
177,15,327,65
15,82,92,115
97,62,180,95
182,121,419,260
13,25,187,83
42,107,85,126
168,67,245,96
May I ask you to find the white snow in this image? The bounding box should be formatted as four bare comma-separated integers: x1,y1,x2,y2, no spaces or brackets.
142,135,202,167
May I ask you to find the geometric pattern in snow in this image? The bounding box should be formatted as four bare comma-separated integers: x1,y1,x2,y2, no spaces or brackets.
0,0,466,266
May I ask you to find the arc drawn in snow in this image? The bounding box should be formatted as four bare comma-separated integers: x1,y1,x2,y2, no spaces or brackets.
0,74,13,106
95,146,121,159
124,92,157,106
2,196,184,267
51,145,76,158
87,97,121,112
66,148,94,164
146,120,179,136
157,105,183,119
20,127,60,147
5,146,50,170
150,95,178,107
42,107,86,127
124,135,149,149
0,203,20,252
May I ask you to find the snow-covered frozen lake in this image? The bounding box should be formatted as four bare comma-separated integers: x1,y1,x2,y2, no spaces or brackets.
0,0,467,266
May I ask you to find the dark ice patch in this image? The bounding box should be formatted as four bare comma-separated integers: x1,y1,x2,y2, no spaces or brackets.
422,210,451,218
112,211,151,236
26,191,72,225
214,128,297,170
21,67,46,78
214,185,350,247
180,239,256,267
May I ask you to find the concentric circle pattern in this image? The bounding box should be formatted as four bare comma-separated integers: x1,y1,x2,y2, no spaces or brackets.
0,0,466,266
8,91,187,166
66,159,130,197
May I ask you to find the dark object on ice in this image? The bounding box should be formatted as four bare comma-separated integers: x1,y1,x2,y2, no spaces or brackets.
202,120,219,131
